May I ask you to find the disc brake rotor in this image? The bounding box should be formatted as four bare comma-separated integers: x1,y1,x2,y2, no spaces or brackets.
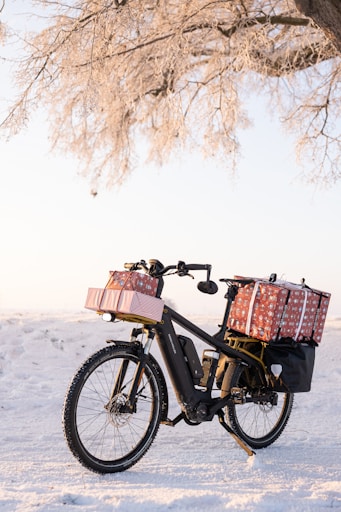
106,394,132,427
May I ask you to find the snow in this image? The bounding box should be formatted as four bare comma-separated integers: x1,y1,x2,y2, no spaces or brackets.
1,311,340,511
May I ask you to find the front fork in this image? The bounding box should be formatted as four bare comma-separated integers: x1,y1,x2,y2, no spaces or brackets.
107,327,155,413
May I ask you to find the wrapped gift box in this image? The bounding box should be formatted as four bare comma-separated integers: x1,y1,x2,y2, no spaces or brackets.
106,271,159,296
227,278,330,343
85,287,164,324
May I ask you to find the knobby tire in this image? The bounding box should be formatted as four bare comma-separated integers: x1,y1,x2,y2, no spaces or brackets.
224,363,294,449
63,344,163,473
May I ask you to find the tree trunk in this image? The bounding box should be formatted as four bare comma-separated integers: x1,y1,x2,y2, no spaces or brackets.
295,0,341,53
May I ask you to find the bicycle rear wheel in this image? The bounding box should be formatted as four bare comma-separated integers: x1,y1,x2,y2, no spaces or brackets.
223,363,294,449
63,344,163,473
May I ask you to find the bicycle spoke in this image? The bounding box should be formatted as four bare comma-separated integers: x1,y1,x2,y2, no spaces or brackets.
63,346,162,471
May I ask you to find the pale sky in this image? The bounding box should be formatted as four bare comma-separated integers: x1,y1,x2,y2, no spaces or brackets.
1,105,340,317
1,3,340,318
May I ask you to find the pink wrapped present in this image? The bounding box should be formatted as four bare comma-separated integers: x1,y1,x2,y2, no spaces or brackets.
85,287,164,323
227,278,330,343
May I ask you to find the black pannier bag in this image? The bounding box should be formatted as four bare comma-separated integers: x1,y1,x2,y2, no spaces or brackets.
264,339,316,393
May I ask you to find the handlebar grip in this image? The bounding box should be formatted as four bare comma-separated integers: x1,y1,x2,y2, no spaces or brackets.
124,261,148,271
178,262,210,272
188,264,210,271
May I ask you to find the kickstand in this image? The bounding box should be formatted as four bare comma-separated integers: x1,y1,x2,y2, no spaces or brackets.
217,410,255,457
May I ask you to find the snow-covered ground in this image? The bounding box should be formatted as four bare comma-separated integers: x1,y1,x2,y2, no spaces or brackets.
0,311,340,511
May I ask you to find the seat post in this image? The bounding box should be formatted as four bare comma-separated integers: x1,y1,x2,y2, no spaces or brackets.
222,284,239,326
215,284,239,340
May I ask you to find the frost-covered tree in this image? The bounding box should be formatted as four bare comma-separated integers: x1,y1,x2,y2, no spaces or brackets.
295,0,341,54
0,0,340,187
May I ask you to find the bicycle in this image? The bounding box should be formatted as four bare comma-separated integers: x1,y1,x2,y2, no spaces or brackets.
63,259,295,473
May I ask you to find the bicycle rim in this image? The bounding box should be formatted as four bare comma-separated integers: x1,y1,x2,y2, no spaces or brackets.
63,346,162,472
225,364,294,448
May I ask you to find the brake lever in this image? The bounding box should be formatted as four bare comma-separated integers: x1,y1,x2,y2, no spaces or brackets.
177,263,194,279
139,259,148,271
177,269,194,279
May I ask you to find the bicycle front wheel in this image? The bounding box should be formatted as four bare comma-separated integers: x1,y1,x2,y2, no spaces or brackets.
63,344,163,473
224,363,294,449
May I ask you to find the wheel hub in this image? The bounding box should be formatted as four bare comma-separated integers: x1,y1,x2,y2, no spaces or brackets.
106,394,132,427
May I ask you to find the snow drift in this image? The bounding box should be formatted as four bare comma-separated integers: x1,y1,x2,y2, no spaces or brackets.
0,312,340,511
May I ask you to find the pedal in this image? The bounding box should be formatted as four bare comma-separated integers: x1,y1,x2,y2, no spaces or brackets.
161,412,185,427
230,387,246,404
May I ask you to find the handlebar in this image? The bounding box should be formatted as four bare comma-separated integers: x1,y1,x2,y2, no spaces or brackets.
124,259,211,278
123,260,255,290
123,260,257,296
124,259,218,295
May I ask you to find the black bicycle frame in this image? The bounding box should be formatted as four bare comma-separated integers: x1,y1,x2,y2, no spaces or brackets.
151,304,260,422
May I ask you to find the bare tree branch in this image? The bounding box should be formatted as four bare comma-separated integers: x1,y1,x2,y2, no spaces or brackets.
0,0,340,187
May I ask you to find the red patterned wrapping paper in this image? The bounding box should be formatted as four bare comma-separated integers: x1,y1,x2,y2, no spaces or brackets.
227,281,288,342
106,271,159,297
309,291,330,343
227,279,330,343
